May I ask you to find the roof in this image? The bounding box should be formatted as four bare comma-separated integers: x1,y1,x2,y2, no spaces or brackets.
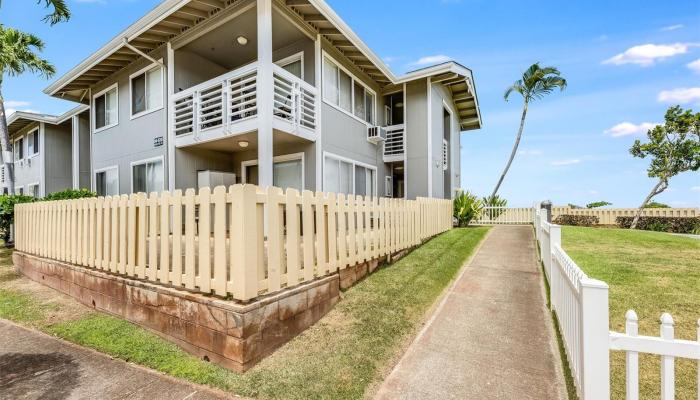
44,0,481,130
7,105,89,135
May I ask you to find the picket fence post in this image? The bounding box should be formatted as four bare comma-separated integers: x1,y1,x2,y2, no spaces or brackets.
580,277,610,400
660,313,675,400
625,310,639,400
548,224,561,286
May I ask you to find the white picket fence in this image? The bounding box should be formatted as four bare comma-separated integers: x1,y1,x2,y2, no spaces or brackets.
534,208,700,400
471,206,533,225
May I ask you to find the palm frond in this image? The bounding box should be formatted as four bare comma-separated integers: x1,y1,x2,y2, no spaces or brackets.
507,63,567,103
0,26,56,79
39,0,71,25
504,81,525,101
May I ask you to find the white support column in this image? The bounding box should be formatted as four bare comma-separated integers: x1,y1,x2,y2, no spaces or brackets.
39,122,46,197
166,41,176,192
71,115,80,189
256,0,274,187
426,77,433,197
580,278,610,400
314,34,322,191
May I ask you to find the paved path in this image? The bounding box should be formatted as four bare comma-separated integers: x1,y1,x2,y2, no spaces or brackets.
0,319,233,400
376,225,567,400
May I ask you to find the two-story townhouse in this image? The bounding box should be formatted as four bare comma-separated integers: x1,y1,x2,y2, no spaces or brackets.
43,0,481,199
4,105,91,196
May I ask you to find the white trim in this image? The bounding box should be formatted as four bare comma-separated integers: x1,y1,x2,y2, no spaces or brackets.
93,164,120,196
167,42,175,192
321,51,377,127
26,181,40,197
13,136,24,162
130,155,165,194
427,77,433,197
241,152,305,189
92,83,119,134
314,35,322,191
129,61,165,120
403,83,407,199
26,127,40,158
7,104,90,127
39,123,46,197
275,51,305,80
322,151,377,196
71,115,80,189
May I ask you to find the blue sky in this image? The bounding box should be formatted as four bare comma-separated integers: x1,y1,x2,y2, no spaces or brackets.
2,0,699,207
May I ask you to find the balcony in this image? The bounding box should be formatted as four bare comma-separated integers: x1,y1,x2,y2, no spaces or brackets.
383,124,405,163
171,63,318,148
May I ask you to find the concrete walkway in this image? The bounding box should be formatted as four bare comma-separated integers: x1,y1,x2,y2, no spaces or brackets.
0,319,233,400
376,225,567,400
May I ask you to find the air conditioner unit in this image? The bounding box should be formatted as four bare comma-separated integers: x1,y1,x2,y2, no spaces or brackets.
367,126,387,144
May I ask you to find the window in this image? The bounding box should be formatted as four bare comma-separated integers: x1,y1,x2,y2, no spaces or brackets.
323,153,376,196
242,154,304,191
94,84,118,131
131,65,163,117
27,183,39,197
27,129,39,156
132,159,163,194
15,187,23,195
13,137,24,161
322,55,375,124
276,52,304,79
95,167,119,197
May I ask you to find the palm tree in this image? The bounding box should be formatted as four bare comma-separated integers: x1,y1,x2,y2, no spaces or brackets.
490,63,567,199
0,26,56,194
0,0,70,25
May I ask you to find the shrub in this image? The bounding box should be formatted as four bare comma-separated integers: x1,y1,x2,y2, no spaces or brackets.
586,201,612,209
0,194,36,244
616,216,700,234
644,202,670,208
553,214,599,227
42,188,96,201
482,195,507,219
453,191,483,227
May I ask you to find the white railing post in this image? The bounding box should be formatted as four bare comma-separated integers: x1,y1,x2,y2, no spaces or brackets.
580,278,610,400
625,310,639,400
660,313,675,400
548,223,560,285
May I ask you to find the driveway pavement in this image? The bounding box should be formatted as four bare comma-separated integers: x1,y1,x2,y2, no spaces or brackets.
375,225,567,400
0,319,233,400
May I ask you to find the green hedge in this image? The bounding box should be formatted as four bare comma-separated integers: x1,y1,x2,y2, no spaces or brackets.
0,195,36,243
553,214,599,227
43,188,97,201
616,216,700,234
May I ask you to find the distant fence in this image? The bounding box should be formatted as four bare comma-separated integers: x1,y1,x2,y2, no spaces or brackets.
471,207,533,225
534,208,700,400
551,206,699,225
14,185,452,302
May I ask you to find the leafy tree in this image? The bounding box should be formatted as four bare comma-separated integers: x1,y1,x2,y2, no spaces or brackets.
0,26,56,195
0,0,70,194
490,63,567,198
629,106,699,229
0,194,35,244
586,201,612,209
453,191,483,227
568,203,583,209
644,201,670,209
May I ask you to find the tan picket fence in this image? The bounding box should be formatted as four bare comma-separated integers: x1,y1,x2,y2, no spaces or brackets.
551,206,699,225
14,185,452,302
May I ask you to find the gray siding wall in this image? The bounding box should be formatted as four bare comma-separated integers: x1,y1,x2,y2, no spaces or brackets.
77,111,91,189
174,148,233,190
319,40,387,196
90,48,168,194
44,122,73,195
429,83,460,199
405,79,428,200
9,122,42,194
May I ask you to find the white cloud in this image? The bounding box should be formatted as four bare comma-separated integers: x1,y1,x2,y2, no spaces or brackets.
518,149,543,156
660,24,684,31
410,55,452,67
657,87,700,105
691,186,700,192
4,100,38,116
602,43,694,66
550,159,581,166
604,122,659,137
687,59,700,73
588,190,599,195
4,100,30,108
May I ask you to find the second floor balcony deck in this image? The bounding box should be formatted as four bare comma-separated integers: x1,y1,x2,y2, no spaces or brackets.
171,62,318,148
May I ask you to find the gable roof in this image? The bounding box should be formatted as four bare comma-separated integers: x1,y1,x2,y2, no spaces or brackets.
44,0,481,130
7,105,89,135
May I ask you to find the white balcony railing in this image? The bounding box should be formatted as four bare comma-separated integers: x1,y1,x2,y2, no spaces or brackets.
383,124,405,163
171,62,318,142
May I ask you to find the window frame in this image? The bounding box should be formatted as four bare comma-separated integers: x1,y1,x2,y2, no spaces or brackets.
27,128,40,158
275,51,305,80
130,156,165,194
321,52,377,126
241,152,305,189
13,136,24,162
92,83,119,133
322,151,377,197
27,182,40,197
94,165,120,197
129,62,165,120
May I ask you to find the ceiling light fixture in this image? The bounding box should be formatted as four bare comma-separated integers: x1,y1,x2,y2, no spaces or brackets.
238,140,249,148
236,36,248,46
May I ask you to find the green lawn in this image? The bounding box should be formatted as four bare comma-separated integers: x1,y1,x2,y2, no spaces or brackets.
562,227,699,400
0,227,489,399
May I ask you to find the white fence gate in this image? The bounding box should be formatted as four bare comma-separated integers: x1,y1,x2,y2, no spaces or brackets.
534,208,700,400
471,206,533,225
